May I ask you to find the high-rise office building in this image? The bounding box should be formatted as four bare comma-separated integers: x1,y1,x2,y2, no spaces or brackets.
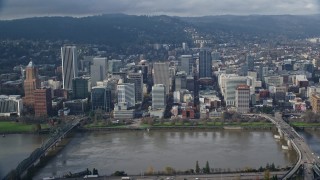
61,45,78,90
224,76,249,106
199,48,212,78
235,84,250,113
247,55,255,71
117,83,135,108
180,55,193,76
108,60,123,73
153,62,170,94
152,84,166,110
24,61,40,106
127,72,143,103
72,77,89,99
91,86,112,112
90,57,108,86
34,88,52,117
175,71,187,91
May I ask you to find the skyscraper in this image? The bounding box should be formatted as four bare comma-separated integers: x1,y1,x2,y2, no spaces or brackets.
152,84,166,110
235,84,250,113
72,77,89,99
117,83,135,108
24,61,40,106
61,45,78,90
199,48,212,79
91,86,112,112
127,72,143,103
34,88,52,117
175,71,187,91
246,55,255,71
180,55,193,76
90,57,108,86
224,76,249,106
108,59,123,73
153,62,170,94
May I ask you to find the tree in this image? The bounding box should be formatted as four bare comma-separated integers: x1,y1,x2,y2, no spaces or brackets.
113,171,127,176
264,170,270,180
92,168,99,175
195,161,200,173
270,163,275,171
164,166,175,175
34,123,41,132
204,161,210,173
146,166,154,175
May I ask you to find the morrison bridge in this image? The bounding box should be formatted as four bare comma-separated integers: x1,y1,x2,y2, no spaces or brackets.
3,113,320,180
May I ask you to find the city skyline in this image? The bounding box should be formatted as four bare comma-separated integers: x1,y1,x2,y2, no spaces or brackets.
0,0,319,20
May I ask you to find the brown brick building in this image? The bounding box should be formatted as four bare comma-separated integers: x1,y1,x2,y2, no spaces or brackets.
23,61,40,107
34,88,52,117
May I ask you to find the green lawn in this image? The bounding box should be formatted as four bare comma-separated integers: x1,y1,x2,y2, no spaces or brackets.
290,122,320,127
84,122,127,128
0,121,49,133
151,121,272,127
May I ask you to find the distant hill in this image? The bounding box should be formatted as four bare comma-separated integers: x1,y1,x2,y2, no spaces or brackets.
181,14,320,39
1,14,320,46
0,14,191,46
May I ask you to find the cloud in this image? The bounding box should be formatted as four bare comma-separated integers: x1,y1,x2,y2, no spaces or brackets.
0,0,319,19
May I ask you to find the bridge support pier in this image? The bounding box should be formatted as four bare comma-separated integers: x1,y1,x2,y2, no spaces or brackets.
278,128,284,138
287,140,292,149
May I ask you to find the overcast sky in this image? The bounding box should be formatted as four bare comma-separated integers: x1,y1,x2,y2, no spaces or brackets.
0,0,319,20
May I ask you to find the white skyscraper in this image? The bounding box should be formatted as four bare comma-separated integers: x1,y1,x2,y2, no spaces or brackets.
152,84,166,110
224,76,250,106
117,83,135,108
61,45,78,90
90,57,108,86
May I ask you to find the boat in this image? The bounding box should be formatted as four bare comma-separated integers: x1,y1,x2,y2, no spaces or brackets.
2,134,5,137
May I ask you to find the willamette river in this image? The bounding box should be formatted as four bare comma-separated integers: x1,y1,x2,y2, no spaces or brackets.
26,130,299,179
0,130,303,179
0,134,46,178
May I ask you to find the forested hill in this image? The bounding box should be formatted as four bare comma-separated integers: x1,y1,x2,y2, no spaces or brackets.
0,14,191,46
180,14,320,39
1,14,320,46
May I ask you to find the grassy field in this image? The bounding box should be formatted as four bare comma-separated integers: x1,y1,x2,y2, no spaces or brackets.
0,121,49,133
84,122,127,128
151,121,273,127
290,122,320,127
84,121,274,129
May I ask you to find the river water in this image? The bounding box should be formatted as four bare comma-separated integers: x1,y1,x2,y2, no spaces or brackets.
297,129,320,157
0,134,46,178
26,130,298,179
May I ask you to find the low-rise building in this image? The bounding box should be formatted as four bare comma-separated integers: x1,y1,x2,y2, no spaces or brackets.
0,95,23,116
